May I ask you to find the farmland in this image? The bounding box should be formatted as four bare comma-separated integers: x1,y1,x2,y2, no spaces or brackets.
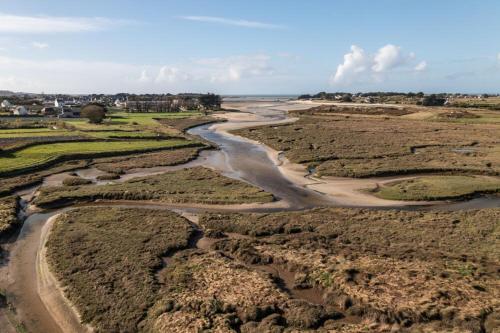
0,139,195,176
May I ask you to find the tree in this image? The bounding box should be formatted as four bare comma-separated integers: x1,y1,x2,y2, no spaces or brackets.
81,104,106,123
199,93,221,111
421,94,446,107
341,94,353,102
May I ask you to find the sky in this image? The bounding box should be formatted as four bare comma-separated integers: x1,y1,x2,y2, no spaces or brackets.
0,0,499,94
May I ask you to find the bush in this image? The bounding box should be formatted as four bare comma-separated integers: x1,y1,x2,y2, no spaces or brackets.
62,176,92,186
81,104,106,124
422,94,446,106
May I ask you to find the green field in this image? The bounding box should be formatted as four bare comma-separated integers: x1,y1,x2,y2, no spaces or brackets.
67,111,202,131
375,175,500,200
0,139,192,176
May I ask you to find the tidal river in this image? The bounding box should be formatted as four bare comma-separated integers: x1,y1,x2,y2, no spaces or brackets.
1,99,498,333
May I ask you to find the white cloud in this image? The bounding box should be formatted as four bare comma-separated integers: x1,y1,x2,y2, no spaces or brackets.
156,66,190,83
0,13,129,33
138,69,150,83
0,54,277,93
414,61,427,71
497,53,500,62
372,44,406,72
331,45,369,85
179,16,285,29
331,44,426,85
32,42,49,49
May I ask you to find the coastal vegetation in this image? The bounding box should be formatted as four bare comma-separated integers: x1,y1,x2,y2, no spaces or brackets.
46,207,195,332
0,196,18,238
375,175,500,201
93,146,203,174
34,166,274,208
234,106,500,194
199,208,500,332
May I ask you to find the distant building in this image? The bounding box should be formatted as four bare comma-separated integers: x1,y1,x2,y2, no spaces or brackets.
13,106,29,116
41,107,57,116
1,100,12,108
114,99,127,108
58,107,80,118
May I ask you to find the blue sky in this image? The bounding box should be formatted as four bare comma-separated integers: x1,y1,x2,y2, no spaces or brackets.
0,0,499,94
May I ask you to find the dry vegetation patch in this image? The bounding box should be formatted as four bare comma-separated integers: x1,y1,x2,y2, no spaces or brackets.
292,104,417,117
34,166,274,208
156,116,222,132
92,146,202,174
0,196,18,238
375,175,500,201
46,207,195,332
200,208,500,332
234,112,500,178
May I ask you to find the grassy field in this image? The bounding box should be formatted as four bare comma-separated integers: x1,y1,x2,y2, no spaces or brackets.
375,175,500,200
34,166,274,207
67,111,202,131
0,139,193,176
200,208,500,332
46,207,195,332
234,109,500,178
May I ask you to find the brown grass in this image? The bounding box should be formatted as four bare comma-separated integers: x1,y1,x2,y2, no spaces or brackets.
0,196,18,238
92,147,202,174
34,166,274,208
46,207,195,332
234,113,500,178
200,208,500,332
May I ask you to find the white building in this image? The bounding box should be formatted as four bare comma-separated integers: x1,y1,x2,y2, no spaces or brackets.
114,99,127,108
13,106,28,116
1,100,11,108
54,98,64,108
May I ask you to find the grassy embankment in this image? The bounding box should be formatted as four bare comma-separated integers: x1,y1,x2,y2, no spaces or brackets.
375,175,500,201
46,207,195,332
34,166,274,208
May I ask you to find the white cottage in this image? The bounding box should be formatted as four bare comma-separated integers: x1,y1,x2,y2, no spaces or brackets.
13,106,28,116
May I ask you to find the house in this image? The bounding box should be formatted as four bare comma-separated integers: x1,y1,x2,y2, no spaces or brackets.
1,100,11,108
13,106,28,116
114,99,127,108
41,107,57,116
54,98,64,108
58,107,80,118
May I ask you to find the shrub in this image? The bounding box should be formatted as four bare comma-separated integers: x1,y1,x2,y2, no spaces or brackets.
81,104,106,124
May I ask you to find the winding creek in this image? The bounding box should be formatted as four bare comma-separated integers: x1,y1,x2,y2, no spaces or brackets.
1,100,499,332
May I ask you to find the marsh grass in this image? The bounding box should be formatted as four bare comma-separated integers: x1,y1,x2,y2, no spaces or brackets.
46,207,195,332
35,166,274,208
375,175,500,200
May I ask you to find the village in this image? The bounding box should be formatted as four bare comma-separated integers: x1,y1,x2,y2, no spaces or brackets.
0,92,222,118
